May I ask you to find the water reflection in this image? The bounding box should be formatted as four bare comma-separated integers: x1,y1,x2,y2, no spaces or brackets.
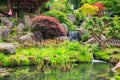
1,63,114,80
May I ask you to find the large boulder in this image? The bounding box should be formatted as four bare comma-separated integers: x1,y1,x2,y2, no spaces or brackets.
0,17,14,29
83,38,97,44
0,43,16,54
18,33,35,46
112,61,120,72
0,26,10,39
16,23,25,34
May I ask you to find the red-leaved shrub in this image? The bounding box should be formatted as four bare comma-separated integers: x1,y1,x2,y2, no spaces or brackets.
31,16,67,39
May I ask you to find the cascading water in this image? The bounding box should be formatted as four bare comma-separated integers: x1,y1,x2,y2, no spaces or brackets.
92,53,106,65
68,31,81,41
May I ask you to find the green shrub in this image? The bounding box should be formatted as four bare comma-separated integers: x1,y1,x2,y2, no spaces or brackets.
44,10,76,31
3,55,20,67
81,33,90,42
91,43,100,53
51,0,72,13
77,45,92,62
20,56,30,66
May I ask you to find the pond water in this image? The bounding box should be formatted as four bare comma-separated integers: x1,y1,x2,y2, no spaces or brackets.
1,63,114,80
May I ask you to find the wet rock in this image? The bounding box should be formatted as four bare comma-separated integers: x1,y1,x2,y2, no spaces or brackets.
61,23,68,33
24,15,32,29
0,43,16,54
0,26,10,39
18,33,35,46
16,23,25,34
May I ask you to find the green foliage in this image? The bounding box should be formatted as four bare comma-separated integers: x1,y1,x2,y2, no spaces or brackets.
0,53,5,63
2,55,30,67
51,0,72,13
91,44,100,53
81,0,99,4
79,4,99,17
1,41,92,67
3,55,20,67
44,10,76,31
77,44,92,62
114,74,120,80
101,0,120,15
73,10,84,25
107,16,120,39
84,16,120,47
81,0,120,15
81,33,90,42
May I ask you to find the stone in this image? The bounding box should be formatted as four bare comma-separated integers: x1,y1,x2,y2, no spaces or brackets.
18,33,35,46
106,39,120,47
0,13,4,17
100,34,107,41
0,43,16,54
16,23,25,34
78,27,88,36
33,31,43,42
112,61,120,72
0,26,10,39
54,36,69,42
83,38,97,44
24,15,32,29
1,17,10,24
6,22,14,29
0,17,14,29
67,14,76,23
61,23,68,33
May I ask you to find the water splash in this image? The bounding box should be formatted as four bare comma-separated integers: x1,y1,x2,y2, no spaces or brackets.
92,53,106,65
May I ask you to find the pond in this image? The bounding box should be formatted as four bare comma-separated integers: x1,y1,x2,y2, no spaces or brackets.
1,63,114,80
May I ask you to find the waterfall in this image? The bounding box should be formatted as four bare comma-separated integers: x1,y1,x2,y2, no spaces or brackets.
92,53,106,64
68,31,81,41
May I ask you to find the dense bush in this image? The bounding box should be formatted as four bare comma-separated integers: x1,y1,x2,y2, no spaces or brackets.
44,10,76,31
31,16,67,39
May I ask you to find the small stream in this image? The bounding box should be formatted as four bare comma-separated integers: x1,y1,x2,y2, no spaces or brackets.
1,63,114,80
